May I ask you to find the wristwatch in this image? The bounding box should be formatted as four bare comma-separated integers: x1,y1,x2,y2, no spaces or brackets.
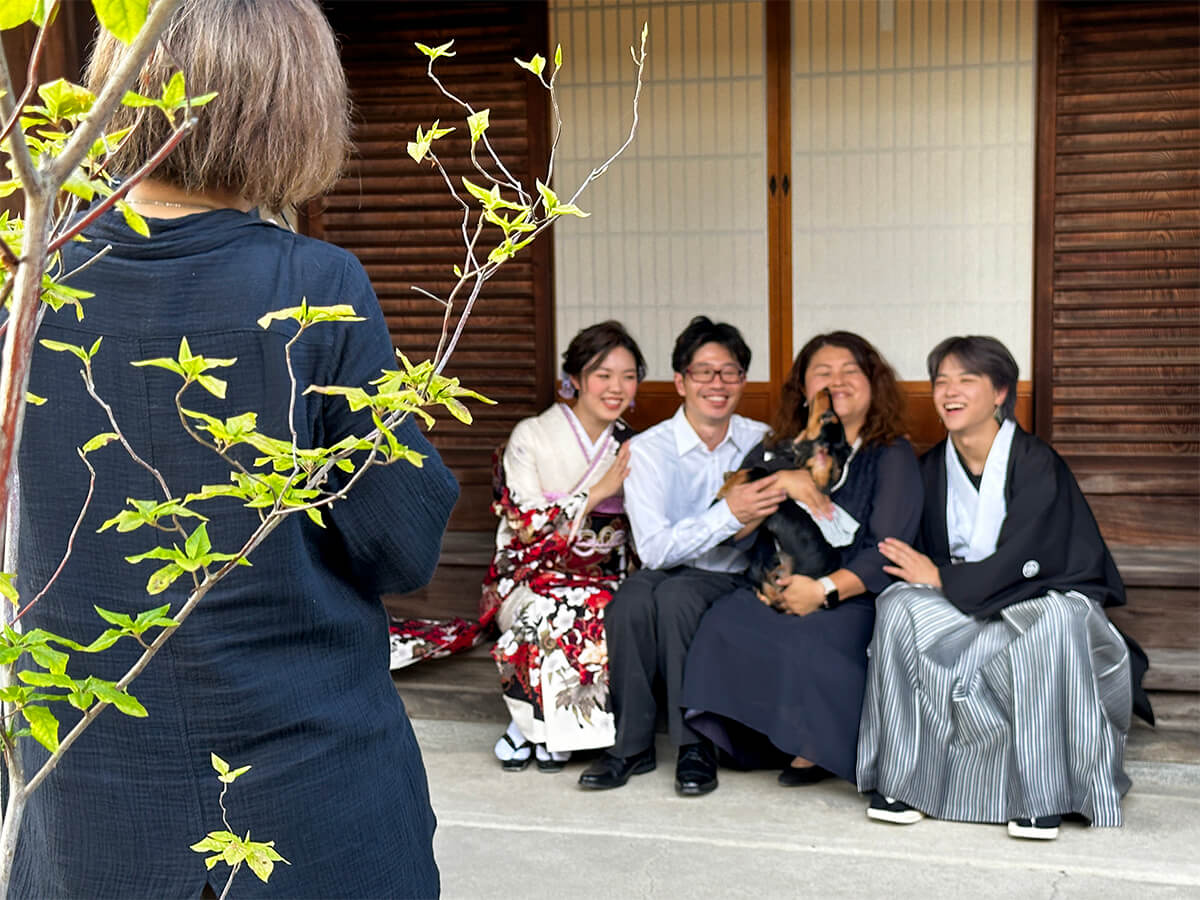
818,576,840,609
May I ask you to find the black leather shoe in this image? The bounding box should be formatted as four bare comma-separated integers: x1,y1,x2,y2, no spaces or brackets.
578,748,656,790
674,743,718,796
777,764,831,786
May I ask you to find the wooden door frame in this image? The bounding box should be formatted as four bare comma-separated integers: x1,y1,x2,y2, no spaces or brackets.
1032,0,1060,441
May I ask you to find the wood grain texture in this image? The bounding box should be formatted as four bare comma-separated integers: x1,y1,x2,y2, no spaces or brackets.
318,2,552,531
1035,1,1200,548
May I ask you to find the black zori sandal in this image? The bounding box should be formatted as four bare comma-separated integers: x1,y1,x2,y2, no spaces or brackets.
498,732,534,771
535,745,566,773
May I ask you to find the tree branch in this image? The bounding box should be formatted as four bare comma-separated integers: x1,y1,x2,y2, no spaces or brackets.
46,0,187,188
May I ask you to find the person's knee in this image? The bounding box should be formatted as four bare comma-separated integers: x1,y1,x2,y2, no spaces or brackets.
606,571,659,631
874,583,919,632
1038,594,1090,636
653,577,718,632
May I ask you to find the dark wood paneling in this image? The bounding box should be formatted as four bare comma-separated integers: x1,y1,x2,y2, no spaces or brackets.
1035,1,1200,548
318,3,551,531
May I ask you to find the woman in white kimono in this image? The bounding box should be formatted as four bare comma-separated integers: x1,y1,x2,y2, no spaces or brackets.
858,336,1151,839
485,322,645,770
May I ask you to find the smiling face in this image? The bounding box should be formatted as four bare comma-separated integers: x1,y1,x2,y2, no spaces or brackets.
673,341,747,430
932,353,1007,440
802,344,871,440
571,345,639,432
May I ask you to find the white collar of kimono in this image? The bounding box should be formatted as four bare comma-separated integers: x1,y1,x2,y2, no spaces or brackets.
945,418,1015,562
557,403,614,492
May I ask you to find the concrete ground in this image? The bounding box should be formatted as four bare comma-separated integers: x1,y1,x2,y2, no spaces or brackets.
412,718,1200,900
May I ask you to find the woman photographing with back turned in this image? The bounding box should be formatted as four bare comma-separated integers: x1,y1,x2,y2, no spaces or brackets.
14,2,457,896
858,335,1152,840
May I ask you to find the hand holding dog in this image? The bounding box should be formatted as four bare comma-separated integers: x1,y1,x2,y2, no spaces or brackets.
757,573,825,616
774,469,834,520
725,474,786,525
879,538,942,588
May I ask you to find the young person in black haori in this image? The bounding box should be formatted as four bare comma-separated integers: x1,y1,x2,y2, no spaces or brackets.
681,332,922,788
858,335,1152,841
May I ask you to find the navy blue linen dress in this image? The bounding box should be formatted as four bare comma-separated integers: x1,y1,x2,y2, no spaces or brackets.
12,209,458,898
681,438,921,782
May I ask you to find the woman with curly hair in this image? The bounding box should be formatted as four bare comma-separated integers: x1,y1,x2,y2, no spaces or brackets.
681,331,921,788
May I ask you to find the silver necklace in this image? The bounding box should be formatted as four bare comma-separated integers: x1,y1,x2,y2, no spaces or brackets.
127,197,222,211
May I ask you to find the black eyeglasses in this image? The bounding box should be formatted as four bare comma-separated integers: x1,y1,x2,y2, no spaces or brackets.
685,365,745,384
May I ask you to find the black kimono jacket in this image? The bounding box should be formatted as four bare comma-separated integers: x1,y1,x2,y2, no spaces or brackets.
917,426,1152,723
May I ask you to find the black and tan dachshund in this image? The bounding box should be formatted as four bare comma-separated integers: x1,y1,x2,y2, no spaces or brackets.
718,388,852,607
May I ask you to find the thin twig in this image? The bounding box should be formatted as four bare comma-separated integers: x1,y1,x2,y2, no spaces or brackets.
82,366,175,503
46,0,187,188
47,119,197,254
56,244,113,285
16,449,96,618
0,1,59,191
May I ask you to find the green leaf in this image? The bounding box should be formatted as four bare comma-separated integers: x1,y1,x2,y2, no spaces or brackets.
257,302,364,329
441,396,472,425
90,680,147,716
116,199,150,238
195,374,227,399
211,752,230,776
129,356,184,376
190,836,228,854
29,643,69,675
414,40,455,60
515,54,546,77
145,562,185,595
550,202,590,218
0,572,18,607
132,603,172,633
93,605,134,629
0,0,36,31
461,177,495,207
81,432,119,454
39,338,90,363
184,523,212,561
554,43,563,69
161,71,185,109
467,108,490,143
92,0,149,45
17,669,76,690
37,78,95,120
535,179,558,213
80,629,122,653
23,705,59,752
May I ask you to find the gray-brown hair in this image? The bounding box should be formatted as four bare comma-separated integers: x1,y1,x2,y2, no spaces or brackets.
87,0,350,210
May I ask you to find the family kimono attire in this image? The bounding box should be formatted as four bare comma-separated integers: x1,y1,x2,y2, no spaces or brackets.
857,421,1152,826
484,403,635,751
13,208,457,898
682,437,922,781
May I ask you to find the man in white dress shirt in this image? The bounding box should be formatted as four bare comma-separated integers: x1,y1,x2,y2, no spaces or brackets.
578,316,785,796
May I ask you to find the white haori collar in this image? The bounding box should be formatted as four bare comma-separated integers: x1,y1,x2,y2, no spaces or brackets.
945,418,1015,562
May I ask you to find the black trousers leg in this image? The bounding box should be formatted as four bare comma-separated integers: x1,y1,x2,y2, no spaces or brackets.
606,568,671,758
655,569,744,747
607,567,744,757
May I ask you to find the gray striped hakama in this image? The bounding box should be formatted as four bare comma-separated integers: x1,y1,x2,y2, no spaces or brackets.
857,583,1133,827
